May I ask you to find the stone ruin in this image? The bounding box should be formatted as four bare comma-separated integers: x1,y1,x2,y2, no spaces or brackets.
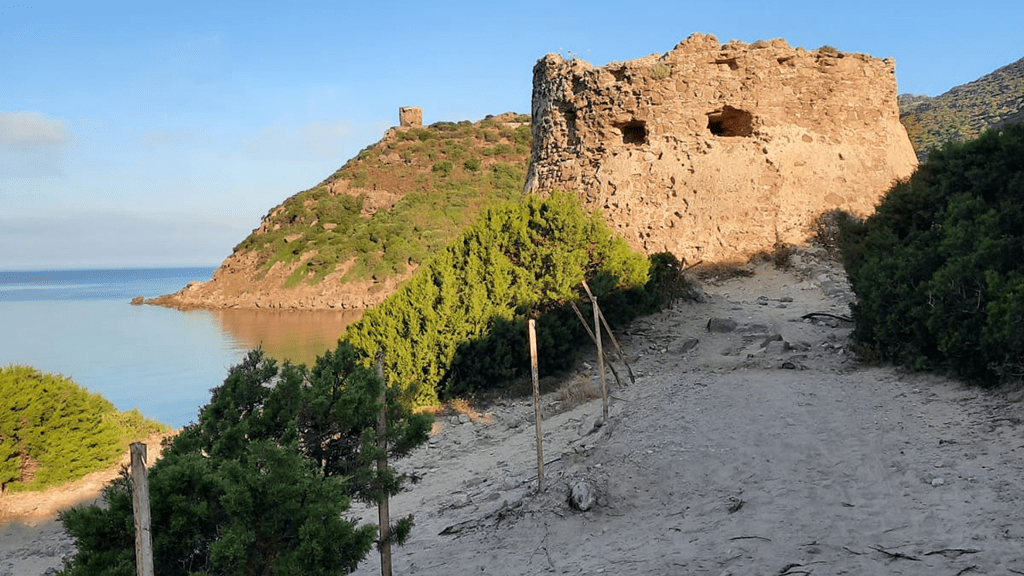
525,33,919,264
399,106,423,127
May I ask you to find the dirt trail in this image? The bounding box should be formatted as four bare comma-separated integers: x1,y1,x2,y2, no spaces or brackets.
349,253,1024,575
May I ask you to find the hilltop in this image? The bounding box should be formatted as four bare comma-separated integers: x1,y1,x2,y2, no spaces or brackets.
900,55,1024,158
150,112,531,310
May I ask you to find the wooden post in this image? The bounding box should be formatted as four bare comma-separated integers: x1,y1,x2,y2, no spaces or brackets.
375,354,392,576
569,301,623,388
581,280,634,383
130,443,154,576
592,297,609,421
528,319,544,491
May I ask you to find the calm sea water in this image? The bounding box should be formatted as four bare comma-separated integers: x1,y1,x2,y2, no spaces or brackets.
0,268,361,428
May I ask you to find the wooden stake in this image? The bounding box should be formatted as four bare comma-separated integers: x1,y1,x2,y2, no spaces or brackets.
130,443,154,576
580,281,635,384
375,353,392,576
592,296,609,421
528,319,544,491
569,301,623,388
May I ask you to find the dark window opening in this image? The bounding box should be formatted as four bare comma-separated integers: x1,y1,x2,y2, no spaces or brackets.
706,106,754,137
614,120,647,145
715,57,739,70
559,104,580,146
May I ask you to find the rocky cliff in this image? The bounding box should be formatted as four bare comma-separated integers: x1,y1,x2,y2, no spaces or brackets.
526,33,919,265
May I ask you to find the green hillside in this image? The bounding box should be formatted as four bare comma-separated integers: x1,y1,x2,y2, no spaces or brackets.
900,56,1024,158
232,113,532,289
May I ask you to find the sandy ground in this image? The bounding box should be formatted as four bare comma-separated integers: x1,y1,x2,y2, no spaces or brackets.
0,432,172,575
4,249,1024,575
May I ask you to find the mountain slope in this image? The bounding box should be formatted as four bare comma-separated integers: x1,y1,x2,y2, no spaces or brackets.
150,113,531,310
900,55,1024,157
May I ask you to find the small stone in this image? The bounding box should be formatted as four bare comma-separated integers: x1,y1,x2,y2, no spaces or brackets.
677,338,700,354
707,318,738,333
766,340,789,355
458,413,471,424
568,479,597,511
450,491,472,507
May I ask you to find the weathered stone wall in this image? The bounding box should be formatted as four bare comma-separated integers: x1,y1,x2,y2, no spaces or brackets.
526,33,918,264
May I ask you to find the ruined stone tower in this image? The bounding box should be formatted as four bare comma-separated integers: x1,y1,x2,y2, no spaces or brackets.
526,34,918,264
399,106,423,128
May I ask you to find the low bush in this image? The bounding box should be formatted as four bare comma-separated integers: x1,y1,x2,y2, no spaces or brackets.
0,366,166,493
839,123,1024,383
343,192,653,407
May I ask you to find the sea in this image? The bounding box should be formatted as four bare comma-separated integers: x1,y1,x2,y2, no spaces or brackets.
0,268,362,429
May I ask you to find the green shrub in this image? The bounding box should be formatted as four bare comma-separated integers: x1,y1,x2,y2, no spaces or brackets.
432,160,453,177
464,157,481,172
839,124,1024,383
0,366,166,492
343,192,651,407
59,346,430,576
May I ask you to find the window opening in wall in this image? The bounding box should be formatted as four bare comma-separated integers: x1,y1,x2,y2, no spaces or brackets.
559,104,580,147
714,57,739,70
706,106,754,137
614,120,648,145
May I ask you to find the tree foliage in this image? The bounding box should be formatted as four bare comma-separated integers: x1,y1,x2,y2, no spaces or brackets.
343,192,653,407
0,366,165,492
839,123,1024,383
59,345,431,576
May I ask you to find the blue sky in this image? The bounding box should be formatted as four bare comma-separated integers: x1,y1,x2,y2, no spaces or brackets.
2,1,1021,269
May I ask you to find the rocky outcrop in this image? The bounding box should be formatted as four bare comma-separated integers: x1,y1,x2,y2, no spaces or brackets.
526,33,918,264
146,250,410,310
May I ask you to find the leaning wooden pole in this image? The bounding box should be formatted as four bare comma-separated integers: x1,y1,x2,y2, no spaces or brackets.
592,296,609,421
581,280,635,384
528,319,544,491
569,301,623,388
130,443,154,576
375,354,392,576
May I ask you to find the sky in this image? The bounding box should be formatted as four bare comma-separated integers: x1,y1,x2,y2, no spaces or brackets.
2,1,1021,269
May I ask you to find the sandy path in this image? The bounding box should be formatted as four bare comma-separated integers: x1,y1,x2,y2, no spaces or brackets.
350,256,1024,575
4,251,1023,575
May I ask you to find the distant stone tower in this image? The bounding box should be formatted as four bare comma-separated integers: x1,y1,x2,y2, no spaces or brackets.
399,106,423,127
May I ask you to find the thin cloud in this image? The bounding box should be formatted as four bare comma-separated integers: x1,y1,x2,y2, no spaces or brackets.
0,112,70,148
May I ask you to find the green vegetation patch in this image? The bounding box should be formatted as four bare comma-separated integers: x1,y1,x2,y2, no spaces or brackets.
899,57,1024,157
839,124,1024,384
343,192,657,408
233,114,533,288
1,366,166,492
58,346,431,576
